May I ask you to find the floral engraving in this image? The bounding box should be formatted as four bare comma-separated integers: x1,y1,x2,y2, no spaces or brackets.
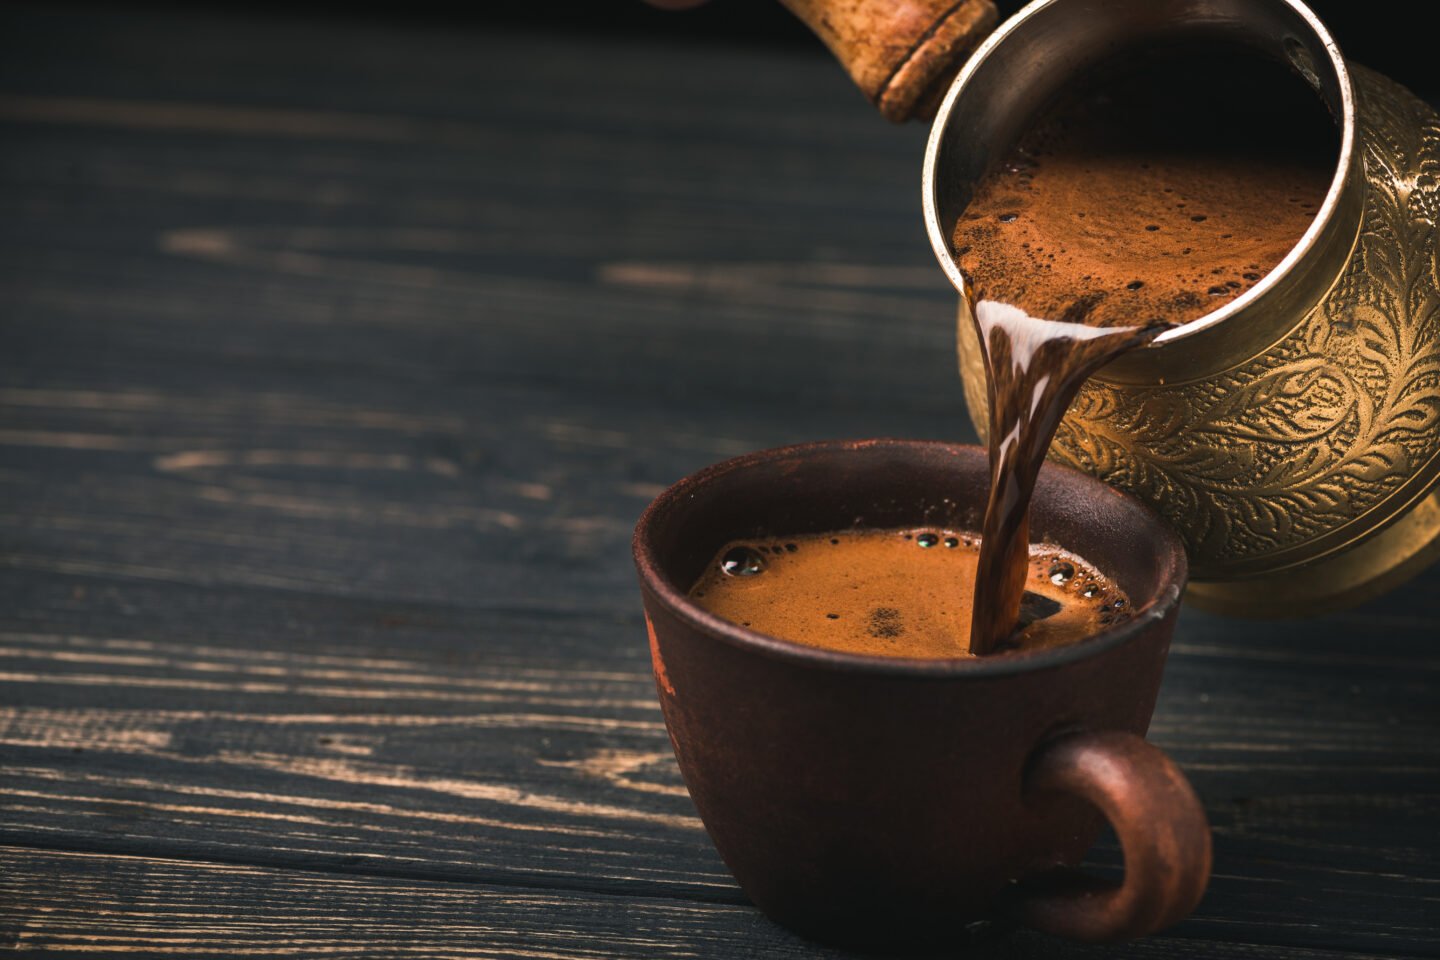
1044,67,1440,575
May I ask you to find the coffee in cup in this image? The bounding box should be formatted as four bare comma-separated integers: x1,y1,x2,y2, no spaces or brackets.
634,440,1208,947
689,528,1129,658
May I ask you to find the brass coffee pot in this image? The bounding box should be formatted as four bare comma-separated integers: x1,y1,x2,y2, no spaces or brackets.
776,0,1440,615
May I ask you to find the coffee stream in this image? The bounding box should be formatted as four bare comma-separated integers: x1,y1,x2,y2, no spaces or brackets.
967,307,1167,655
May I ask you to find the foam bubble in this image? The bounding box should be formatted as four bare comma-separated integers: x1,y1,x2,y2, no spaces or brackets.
720,547,766,577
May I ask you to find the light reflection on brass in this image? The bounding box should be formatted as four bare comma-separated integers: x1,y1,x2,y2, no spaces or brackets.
930,1,1440,615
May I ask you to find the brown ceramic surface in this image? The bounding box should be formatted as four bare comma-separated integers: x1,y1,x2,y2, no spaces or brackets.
632,440,1208,948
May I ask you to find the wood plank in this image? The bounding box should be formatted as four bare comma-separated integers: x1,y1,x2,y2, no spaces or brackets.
1,577,1436,952
0,847,1421,960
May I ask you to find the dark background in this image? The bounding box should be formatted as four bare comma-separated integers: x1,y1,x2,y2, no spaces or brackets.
136,0,1432,98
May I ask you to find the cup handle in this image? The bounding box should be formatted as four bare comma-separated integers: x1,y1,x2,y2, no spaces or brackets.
1016,730,1212,942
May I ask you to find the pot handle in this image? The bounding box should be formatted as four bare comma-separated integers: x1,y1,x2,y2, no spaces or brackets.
645,0,998,123
777,0,997,122
1017,730,1212,942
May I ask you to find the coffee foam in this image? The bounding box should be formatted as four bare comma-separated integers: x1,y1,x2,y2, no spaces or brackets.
952,48,1338,328
688,529,1128,659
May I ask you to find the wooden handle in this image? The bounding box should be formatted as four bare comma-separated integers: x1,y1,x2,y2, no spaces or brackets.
777,0,998,122
1018,730,1212,942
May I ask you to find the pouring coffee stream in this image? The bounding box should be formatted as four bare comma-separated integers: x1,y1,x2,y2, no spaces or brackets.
968,306,1168,653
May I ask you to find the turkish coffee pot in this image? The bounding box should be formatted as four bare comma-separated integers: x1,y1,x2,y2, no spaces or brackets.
776,0,1440,616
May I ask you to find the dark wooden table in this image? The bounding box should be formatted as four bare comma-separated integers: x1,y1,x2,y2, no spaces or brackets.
1,5,1436,957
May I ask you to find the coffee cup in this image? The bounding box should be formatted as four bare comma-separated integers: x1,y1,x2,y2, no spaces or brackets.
632,439,1209,947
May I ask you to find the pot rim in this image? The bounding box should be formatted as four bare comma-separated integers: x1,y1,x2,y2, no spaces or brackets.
921,0,1357,351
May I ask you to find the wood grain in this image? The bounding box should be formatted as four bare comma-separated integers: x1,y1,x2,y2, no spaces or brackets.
0,3,1436,957
0,847,1424,959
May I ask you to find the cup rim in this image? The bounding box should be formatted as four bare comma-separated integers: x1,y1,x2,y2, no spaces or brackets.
632,439,1188,679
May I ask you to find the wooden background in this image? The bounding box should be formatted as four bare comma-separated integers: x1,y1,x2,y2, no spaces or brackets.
0,3,1436,957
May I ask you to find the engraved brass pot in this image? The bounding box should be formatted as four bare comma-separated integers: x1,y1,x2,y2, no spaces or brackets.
922,0,1440,616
